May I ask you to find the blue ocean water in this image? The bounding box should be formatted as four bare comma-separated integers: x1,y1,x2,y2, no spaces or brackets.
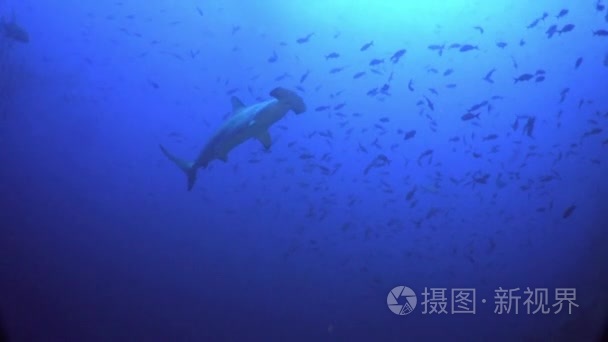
1,0,607,341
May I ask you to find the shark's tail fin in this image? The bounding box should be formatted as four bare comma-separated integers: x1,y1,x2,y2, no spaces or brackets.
159,144,197,191
270,87,307,114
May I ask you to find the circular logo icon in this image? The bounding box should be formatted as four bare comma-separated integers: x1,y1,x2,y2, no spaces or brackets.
387,286,417,315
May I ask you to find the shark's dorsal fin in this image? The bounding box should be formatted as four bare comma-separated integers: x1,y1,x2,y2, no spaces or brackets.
256,131,272,149
230,96,245,113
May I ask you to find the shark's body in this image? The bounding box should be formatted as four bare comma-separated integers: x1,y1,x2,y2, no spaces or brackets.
160,87,306,190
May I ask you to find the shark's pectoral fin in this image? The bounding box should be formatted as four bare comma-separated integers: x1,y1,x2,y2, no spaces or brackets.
256,131,272,149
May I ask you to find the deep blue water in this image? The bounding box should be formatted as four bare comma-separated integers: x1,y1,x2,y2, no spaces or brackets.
1,1,607,341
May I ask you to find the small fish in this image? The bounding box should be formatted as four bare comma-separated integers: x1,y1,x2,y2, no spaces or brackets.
329,67,345,74
315,105,330,112
482,134,498,141
360,41,374,51
325,52,340,60
353,71,366,79
449,43,461,49
363,154,391,174
423,96,434,111
556,9,569,18
514,73,534,83
527,18,540,29
562,205,576,219
541,12,549,21
417,149,434,166
593,29,608,36
369,58,384,66
296,32,314,44
546,25,559,38
583,128,603,137
408,79,414,92
406,186,417,201
523,117,536,137
483,68,496,83
428,44,445,56
461,112,480,121
473,26,484,34
267,51,278,63
535,76,545,82
196,7,204,16
496,41,508,48
511,118,519,131
190,50,200,59
147,80,159,89
443,69,454,76
299,70,310,83
390,49,407,63
226,88,239,95
575,57,583,69
468,101,488,112
559,24,575,34
379,83,391,95
404,130,416,140
459,44,478,52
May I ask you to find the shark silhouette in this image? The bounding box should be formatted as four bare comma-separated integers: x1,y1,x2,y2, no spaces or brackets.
160,87,306,190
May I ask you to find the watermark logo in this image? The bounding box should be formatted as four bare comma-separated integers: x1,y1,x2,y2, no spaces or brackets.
387,286,417,315
386,286,579,316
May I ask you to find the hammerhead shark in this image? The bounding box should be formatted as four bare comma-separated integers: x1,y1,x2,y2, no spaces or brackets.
160,87,306,190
